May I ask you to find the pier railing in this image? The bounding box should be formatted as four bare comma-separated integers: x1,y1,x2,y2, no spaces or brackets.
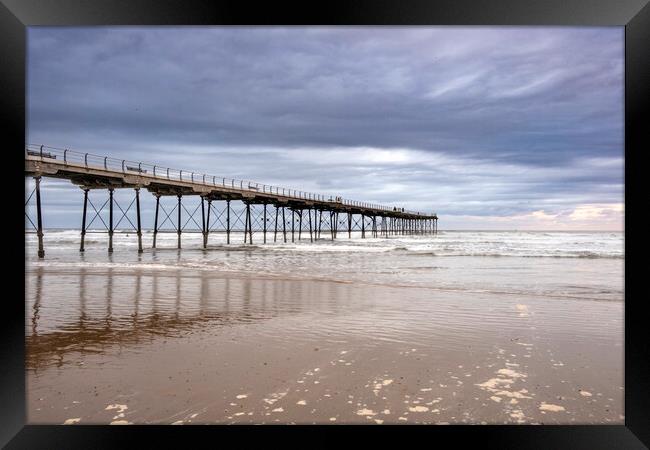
26,144,435,217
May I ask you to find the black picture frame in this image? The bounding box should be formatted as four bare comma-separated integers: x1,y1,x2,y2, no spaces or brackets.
2,0,648,448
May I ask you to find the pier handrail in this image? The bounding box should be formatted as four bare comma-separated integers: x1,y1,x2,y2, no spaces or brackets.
25,144,435,217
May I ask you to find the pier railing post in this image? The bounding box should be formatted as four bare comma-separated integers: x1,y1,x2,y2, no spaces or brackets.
80,187,89,253
35,176,45,258
135,187,143,253
108,188,114,253
153,194,160,248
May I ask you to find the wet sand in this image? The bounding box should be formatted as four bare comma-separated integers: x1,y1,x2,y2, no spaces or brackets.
26,266,623,425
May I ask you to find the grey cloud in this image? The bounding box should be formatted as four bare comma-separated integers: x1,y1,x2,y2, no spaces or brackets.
26,27,623,226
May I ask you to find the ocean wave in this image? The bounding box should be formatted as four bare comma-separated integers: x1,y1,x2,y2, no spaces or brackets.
396,250,622,259
25,229,624,259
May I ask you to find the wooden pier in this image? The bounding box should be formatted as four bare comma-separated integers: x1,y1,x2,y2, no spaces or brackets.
25,144,438,257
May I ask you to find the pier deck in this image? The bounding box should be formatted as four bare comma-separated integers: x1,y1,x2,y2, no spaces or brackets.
25,144,438,257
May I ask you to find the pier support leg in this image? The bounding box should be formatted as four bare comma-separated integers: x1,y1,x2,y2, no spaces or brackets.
226,200,231,244
274,205,279,243
361,214,365,238
135,188,143,253
246,203,252,244
291,209,295,243
206,199,211,247
177,194,182,249
318,210,323,239
334,213,338,239
108,188,114,253
153,194,160,248
282,207,287,243
201,196,207,249
35,176,45,258
80,188,88,253
309,208,313,242
334,211,338,240
348,212,352,239
244,203,248,244
298,210,303,241
263,204,267,244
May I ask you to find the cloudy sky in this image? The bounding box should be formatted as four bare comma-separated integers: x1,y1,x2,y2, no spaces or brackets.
26,27,624,230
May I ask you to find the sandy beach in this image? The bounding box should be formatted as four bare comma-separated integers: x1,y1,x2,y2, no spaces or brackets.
26,232,624,425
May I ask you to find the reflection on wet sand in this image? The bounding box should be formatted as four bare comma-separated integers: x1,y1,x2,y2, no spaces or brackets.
26,266,351,371
26,262,623,425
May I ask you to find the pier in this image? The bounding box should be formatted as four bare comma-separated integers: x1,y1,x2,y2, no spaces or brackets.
25,144,438,257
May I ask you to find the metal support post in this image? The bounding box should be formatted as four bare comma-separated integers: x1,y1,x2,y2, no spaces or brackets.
153,194,160,248
348,212,352,239
177,194,182,249
201,196,207,248
136,188,143,253
263,204,267,244
206,199,211,247
282,207,287,243
274,205,279,243
80,188,88,252
247,203,253,244
318,209,323,239
108,188,114,253
35,176,45,258
226,199,231,244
